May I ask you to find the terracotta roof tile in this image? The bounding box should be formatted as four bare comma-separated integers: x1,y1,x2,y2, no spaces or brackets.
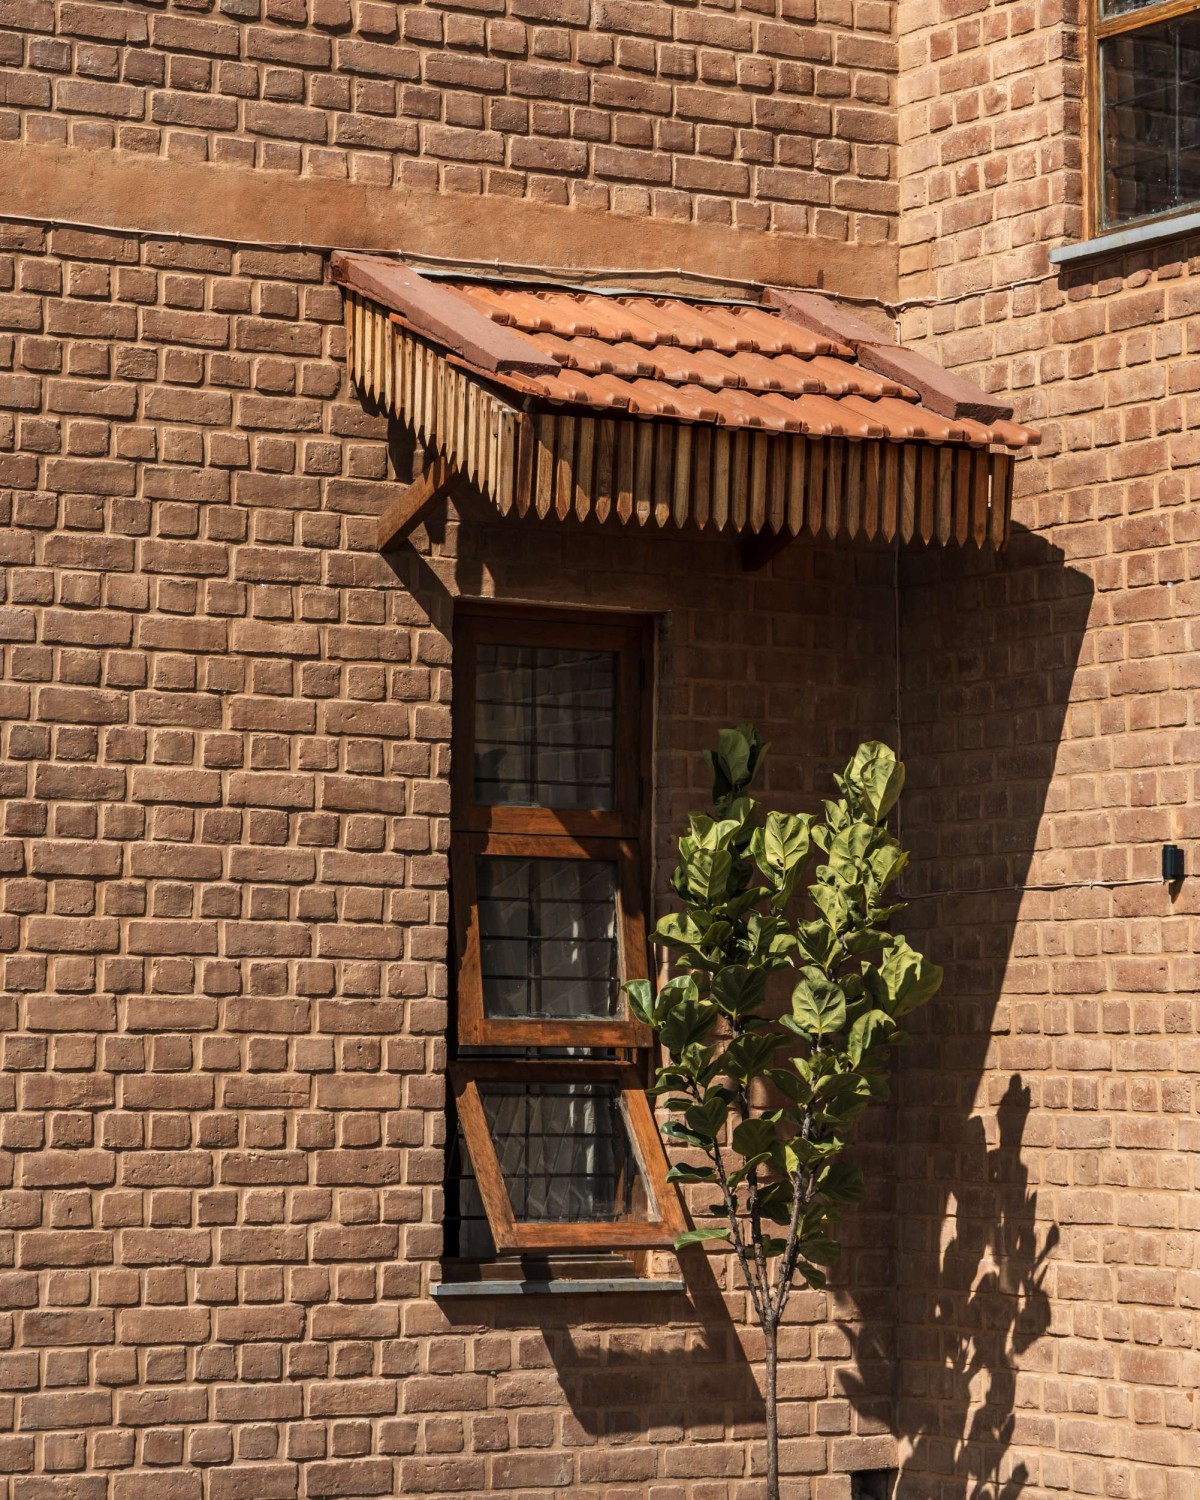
442,279,1036,450
333,260,1037,453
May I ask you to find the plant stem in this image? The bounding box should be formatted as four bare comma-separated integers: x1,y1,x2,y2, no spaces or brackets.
764,1314,780,1500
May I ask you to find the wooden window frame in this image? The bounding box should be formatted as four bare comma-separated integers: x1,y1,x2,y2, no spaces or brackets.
448,603,682,1259
450,1060,686,1252
453,830,652,1049
1089,0,1200,235
452,606,648,841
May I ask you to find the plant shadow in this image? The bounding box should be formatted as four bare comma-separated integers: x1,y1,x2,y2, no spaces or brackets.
837,521,1094,1498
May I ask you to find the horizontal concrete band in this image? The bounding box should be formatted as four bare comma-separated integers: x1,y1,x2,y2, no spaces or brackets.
0,140,899,300
432,1279,689,1297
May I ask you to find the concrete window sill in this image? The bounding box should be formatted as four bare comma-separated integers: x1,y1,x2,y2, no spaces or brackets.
1048,208,1200,267
432,1277,687,1299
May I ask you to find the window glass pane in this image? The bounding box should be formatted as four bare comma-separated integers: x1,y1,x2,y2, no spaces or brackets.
1101,0,1163,17
474,643,617,809
448,1117,496,1259
1101,14,1200,227
479,1081,651,1223
477,856,620,1021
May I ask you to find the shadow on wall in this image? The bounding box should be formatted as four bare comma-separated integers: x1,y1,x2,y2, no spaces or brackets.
437,1253,766,1439
842,1075,1060,1500
845,522,1095,1500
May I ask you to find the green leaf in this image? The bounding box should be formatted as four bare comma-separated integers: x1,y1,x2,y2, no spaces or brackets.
674,1227,732,1249
879,936,943,1017
818,1162,866,1203
684,1090,731,1143
710,965,767,1018
726,1151,773,1190
623,978,656,1027
790,969,847,1038
795,919,837,969
719,1029,781,1084
809,881,852,937
666,1163,719,1184
660,997,718,1059
842,741,905,824
846,1007,895,1064
687,846,732,906
731,1116,780,1160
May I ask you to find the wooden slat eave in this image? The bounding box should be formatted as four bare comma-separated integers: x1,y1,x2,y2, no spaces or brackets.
343,290,1020,554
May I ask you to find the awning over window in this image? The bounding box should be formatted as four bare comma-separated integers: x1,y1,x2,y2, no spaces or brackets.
332,252,1039,559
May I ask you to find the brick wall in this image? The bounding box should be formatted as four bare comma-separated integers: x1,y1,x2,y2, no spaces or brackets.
1,0,896,244
893,0,1200,1494
0,218,910,1495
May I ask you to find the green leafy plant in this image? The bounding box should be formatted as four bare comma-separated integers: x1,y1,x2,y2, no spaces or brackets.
626,728,942,1500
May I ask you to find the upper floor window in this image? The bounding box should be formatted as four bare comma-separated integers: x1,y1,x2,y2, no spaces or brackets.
1096,0,1200,229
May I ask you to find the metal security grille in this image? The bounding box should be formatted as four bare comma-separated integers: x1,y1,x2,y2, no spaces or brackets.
473,643,617,810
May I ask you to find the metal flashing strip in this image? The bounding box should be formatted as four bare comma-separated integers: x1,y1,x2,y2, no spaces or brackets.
1048,208,1200,267
432,1278,688,1298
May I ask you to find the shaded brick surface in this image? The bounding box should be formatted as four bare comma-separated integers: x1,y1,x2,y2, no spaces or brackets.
0,220,903,1494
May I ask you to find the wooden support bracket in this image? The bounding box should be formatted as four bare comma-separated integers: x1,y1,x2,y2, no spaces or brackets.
377,454,458,552
740,527,794,572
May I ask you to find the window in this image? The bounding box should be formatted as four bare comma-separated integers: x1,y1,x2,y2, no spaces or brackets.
1094,0,1200,230
446,607,683,1263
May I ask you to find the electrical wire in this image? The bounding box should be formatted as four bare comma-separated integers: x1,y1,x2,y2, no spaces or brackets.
2,206,1043,323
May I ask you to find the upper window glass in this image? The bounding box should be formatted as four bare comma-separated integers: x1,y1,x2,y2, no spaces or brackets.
473,643,617,810
1096,3,1200,229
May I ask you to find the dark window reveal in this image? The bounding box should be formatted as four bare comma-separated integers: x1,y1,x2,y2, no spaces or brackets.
446,607,682,1264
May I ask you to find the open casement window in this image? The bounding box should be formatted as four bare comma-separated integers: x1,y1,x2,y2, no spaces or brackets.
451,1062,684,1252
448,605,682,1262
1093,0,1200,230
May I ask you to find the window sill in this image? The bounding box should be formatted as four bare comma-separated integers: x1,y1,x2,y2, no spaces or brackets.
1048,208,1200,267
433,1277,686,1299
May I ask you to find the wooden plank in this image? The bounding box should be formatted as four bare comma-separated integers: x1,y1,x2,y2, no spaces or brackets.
712,431,731,531
555,415,576,520
692,426,712,530
594,418,615,523
616,421,635,524
534,412,556,519
881,442,900,541
954,448,972,545
936,446,953,544
731,429,750,532
806,439,825,537
845,438,863,540
766,435,786,539
653,421,673,528
634,421,654,526
377,453,457,550
344,294,355,384
918,445,936,543
331,251,558,377
900,445,917,543
825,437,845,540
496,407,516,515
991,452,1012,547
749,431,769,534
575,416,596,522
515,414,536,518
672,425,693,529
863,440,881,540
786,435,807,538
372,305,384,402
971,447,990,545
